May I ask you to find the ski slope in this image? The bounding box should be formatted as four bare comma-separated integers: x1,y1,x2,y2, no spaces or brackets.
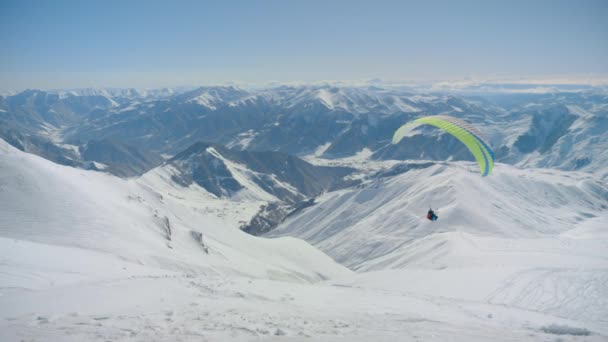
1,140,607,341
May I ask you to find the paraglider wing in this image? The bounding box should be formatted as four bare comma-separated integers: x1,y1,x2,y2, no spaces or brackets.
392,115,494,176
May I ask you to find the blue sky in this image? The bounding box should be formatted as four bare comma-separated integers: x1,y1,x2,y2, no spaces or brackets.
1,0,606,90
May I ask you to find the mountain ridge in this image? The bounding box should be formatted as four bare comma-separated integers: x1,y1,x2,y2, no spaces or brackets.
1,85,607,178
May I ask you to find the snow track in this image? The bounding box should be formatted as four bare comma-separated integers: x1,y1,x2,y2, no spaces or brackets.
4,266,605,341
486,268,608,328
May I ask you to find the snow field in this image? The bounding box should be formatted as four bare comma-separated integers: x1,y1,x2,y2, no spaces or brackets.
2,139,607,340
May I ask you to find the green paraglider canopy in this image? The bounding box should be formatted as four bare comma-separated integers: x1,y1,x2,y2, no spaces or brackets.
392,115,495,176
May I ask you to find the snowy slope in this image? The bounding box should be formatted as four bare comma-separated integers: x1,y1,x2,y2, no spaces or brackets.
152,141,353,205
270,163,608,269
515,104,608,173
181,86,250,110
0,138,349,281
268,162,608,335
5,237,603,342
2,141,607,341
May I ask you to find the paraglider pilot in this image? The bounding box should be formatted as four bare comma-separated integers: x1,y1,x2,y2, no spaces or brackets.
427,208,438,221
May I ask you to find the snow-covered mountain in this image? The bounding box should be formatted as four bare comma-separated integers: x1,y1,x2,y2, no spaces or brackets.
58,85,481,158
269,162,608,270
142,141,356,235
2,85,606,178
497,93,608,174
0,89,116,132
0,138,348,280
55,87,189,100
79,139,164,177
2,139,607,341
0,89,163,175
267,161,608,335
159,141,354,202
178,86,250,110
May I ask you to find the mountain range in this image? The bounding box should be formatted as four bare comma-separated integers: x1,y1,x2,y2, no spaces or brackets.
2,85,607,179
1,83,608,340
2,132,607,340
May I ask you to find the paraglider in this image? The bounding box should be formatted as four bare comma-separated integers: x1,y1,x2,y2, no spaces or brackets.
427,208,438,221
392,115,495,177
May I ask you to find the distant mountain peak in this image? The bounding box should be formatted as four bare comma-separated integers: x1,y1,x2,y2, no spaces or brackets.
161,141,354,202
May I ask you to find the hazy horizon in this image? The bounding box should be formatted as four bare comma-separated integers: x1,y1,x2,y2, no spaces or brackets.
2,76,607,95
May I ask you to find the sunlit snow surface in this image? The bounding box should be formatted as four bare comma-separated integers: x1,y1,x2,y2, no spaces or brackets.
1,139,608,341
